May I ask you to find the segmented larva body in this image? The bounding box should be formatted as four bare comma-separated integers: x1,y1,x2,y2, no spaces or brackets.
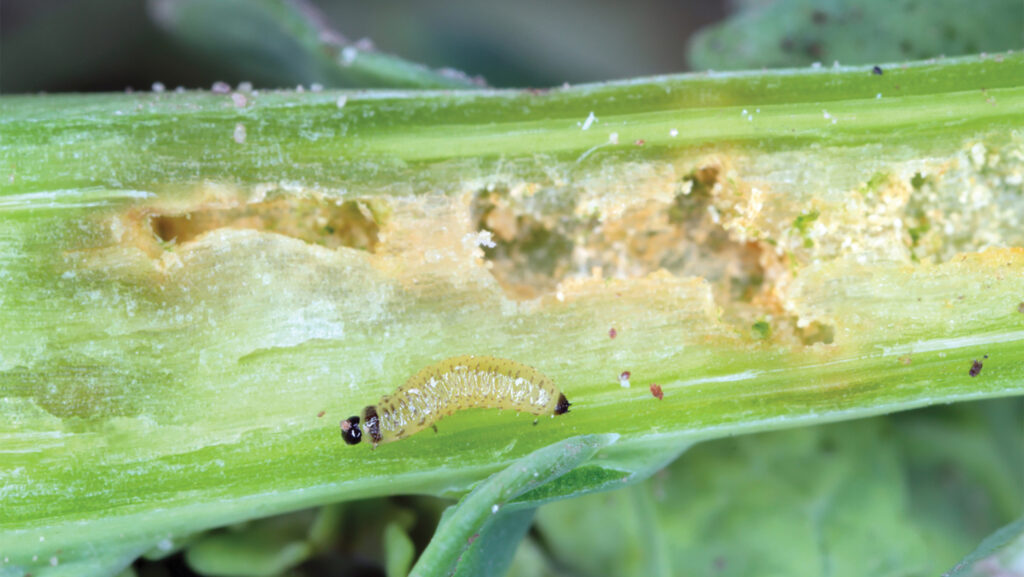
340,355,570,447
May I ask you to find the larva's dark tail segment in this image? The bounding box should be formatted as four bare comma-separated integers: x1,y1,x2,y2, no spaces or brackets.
364,405,382,445
554,393,571,415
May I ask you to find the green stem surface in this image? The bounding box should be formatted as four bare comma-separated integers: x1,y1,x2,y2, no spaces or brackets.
1,53,1022,575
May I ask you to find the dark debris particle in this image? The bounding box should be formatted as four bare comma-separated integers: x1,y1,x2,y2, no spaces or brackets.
609,327,617,339
317,410,326,418
1017,301,1024,313
872,65,883,75
650,383,664,400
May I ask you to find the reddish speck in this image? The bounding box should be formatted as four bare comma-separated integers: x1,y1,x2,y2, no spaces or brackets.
211,81,231,94
634,139,645,146
468,533,479,545
317,410,326,418
620,371,631,380
609,327,617,339
650,383,664,400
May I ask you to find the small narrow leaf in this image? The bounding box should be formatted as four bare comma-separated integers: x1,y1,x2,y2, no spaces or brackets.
944,517,1024,576
452,509,537,577
409,434,617,577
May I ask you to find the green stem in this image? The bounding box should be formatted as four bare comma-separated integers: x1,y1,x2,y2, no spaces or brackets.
0,53,1022,575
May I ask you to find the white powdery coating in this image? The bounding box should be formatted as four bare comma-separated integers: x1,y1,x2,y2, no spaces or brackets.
311,83,324,92
231,92,247,108
233,123,247,144
970,143,987,168
151,82,166,93
464,230,496,249
491,504,500,513
211,81,231,94
581,111,597,130
669,128,679,137
707,204,721,224
337,95,348,109
609,132,619,144
237,81,253,92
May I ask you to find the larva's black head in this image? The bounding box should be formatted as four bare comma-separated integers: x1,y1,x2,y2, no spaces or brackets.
554,393,571,415
340,416,362,445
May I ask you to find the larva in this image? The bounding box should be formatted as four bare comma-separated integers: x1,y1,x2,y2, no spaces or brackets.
340,355,570,447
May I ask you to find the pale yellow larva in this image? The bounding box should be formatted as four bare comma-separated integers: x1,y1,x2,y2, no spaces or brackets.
340,355,570,447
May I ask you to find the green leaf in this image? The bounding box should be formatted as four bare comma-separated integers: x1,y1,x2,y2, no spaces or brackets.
689,0,1023,70
149,0,481,88
945,517,1024,576
384,522,416,577
184,512,316,577
409,434,617,577
535,400,1023,577
504,537,557,577
452,509,536,577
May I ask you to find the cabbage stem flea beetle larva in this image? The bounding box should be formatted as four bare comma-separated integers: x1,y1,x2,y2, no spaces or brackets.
340,355,570,448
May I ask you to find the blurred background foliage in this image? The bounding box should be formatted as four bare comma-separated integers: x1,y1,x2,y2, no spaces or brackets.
2,0,1021,92
2,1,1022,576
